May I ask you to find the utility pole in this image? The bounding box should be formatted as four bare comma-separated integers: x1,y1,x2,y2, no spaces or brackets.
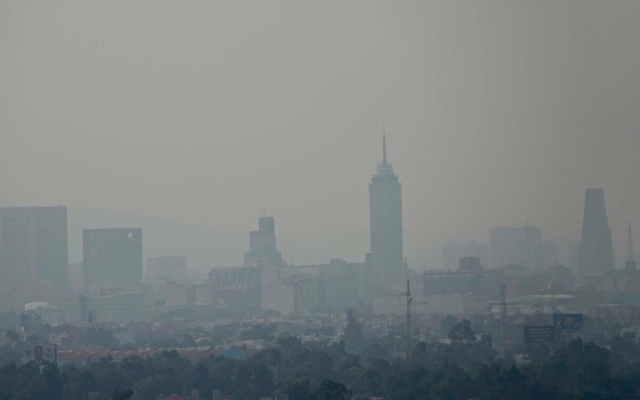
500,284,507,342
406,278,412,358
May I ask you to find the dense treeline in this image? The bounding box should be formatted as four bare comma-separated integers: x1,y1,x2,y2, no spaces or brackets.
2,326,640,400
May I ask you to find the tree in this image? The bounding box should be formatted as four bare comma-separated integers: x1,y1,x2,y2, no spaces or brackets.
448,319,476,342
112,389,134,400
310,379,351,400
342,313,364,350
440,315,459,334
3,330,20,345
286,379,310,400
251,362,275,398
240,324,276,341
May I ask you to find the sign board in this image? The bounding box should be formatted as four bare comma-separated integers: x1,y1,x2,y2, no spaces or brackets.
553,313,583,331
524,326,555,344
22,343,57,365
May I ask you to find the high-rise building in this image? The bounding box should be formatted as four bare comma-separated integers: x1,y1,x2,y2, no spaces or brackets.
369,134,403,285
578,189,615,279
489,225,543,269
0,206,69,311
244,216,284,267
83,228,143,291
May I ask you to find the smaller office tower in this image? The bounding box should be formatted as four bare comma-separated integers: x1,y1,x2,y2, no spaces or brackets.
83,228,143,291
244,216,284,267
0,206,68,311
578,189,615,279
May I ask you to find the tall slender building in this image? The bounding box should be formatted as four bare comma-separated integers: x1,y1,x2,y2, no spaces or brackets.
578,189,615,280
369,133,403,285
0,206,68,311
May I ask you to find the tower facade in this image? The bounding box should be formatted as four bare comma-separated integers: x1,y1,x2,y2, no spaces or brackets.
0,206,68,311
244,216,284,267
83,228,143,291
369,134,403,285
578,189,614,279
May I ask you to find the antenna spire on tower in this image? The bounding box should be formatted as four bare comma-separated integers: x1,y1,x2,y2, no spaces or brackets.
382,125,387,164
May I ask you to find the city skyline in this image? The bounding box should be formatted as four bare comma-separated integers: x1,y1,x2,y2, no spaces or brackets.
2,3,640,399
2,1,640,268
0,187,633,271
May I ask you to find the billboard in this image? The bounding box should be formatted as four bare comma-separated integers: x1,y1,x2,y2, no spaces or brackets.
553,313,583,331
23,343,57,365
524,326,555,344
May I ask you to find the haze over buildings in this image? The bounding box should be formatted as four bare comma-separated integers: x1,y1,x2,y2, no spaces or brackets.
2,1,640,267
3,6,640,400
490,225,543,270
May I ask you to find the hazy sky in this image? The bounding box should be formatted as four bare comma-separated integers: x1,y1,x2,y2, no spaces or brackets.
2,1,640,267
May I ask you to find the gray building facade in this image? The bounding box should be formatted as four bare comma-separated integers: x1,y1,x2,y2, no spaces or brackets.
0,206,69,311
578,189,615,280
244,216,284,267
83,228,143,291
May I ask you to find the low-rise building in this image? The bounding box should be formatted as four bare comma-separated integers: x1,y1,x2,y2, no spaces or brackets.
64,288,146,323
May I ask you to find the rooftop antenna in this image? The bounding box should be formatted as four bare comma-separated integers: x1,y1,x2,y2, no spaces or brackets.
628,222,635,262
382,124,387,164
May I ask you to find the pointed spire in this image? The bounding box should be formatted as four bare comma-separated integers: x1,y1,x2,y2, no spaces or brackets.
382,124,387,164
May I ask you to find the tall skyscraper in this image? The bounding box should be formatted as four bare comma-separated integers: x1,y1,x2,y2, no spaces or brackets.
244,216,284,267
369,133,403,285
578,189,615,279
0,206,68,311
83,228,143,291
